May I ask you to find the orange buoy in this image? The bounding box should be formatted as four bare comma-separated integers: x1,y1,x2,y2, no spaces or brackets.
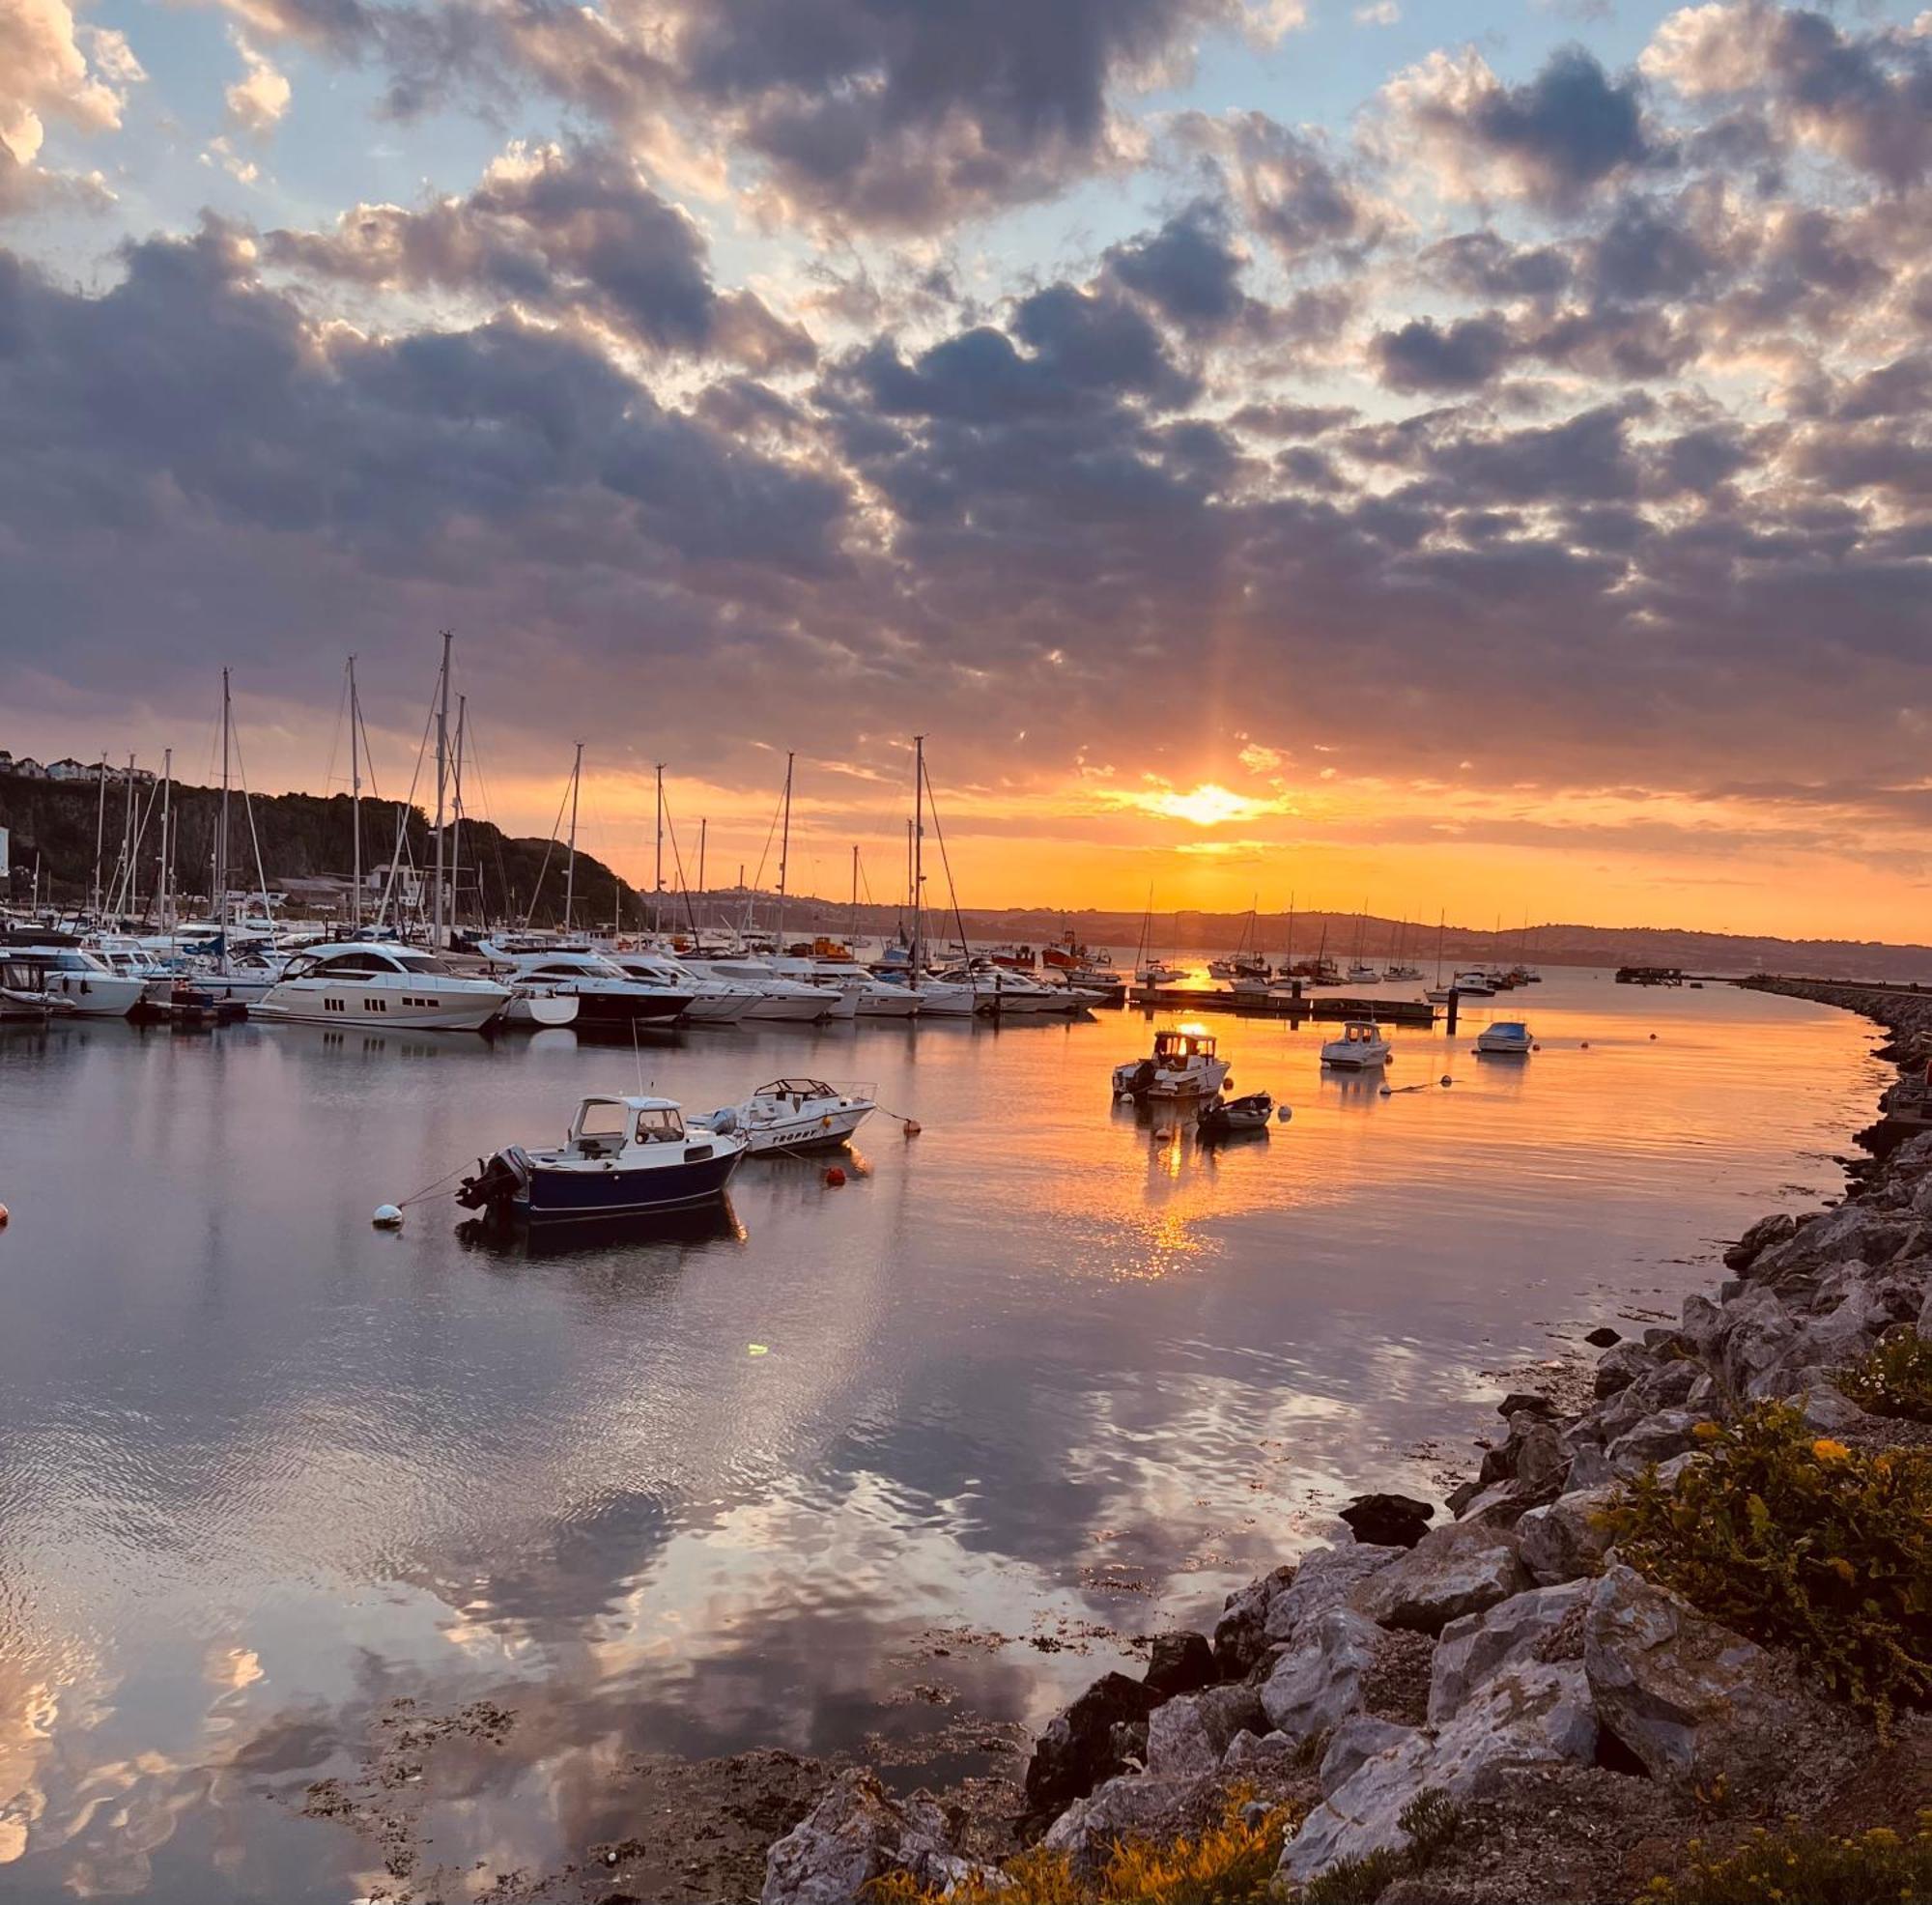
824,1166,847,1187
903,1120,922,1137
0,1203,10,1229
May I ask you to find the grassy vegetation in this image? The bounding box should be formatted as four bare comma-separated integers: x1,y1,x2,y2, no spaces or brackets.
1293,1791,1462,1904
864,1796,1295,1905
1841,1328,1932,1424
1639,1815,1932,1903
1605,1403,1932,1727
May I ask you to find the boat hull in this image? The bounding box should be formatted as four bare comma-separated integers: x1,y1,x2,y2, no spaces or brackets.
41,973,148,1017
518,1147,743,1221
252,982,506,1030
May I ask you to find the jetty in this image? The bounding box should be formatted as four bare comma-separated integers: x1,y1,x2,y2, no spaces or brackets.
1128,986,1437,1026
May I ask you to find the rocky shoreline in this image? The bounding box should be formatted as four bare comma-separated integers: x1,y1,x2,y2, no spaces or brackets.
759,979,1932,1904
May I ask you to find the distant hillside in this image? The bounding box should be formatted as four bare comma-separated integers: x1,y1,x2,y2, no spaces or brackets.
4,767,1926,980
0,767,640,928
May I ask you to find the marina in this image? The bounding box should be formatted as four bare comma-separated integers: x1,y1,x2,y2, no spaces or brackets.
0,969,1883,1902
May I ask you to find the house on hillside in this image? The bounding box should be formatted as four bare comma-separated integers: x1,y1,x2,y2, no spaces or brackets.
45,757,97,782
4,755,48,779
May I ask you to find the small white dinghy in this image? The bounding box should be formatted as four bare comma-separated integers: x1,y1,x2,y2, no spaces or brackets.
1113,1028,1232,1099
1320,1020,1392,1067
696,1078,877,1155
1475,1020,1533,1057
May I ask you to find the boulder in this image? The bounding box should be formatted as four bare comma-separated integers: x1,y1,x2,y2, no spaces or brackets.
1513,1420,1573,1496
1279,1661,1597,1885
1022,1671,1158,1825
1427,1581,1590,1721
1221,1727,1304,1780
1606,1408,1705,1477
1260,1606,1379,1745
1350,1521,1530,1635
1143,1630,1217,1699
1496,1392,1557,1418
1562,1444,1615,1493
1212,1564,1296,1677
1582,1566,1812,1787
1593,1343,1652,1398
1800,1384,1871,1435
1319,1716,1416,1798
760,1770,980,1905
1517,1487,1619,1585
1145,1683,1266,1778
1723,1212,1796,1270
1339,1493,1435,1550
1585,1326,1623,1348
1040,1772,1219,1873
1264,1545,1402,1645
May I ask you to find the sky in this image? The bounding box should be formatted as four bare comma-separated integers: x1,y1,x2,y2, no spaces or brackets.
1,0,1929,936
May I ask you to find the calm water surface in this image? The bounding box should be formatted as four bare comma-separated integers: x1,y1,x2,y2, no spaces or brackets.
0,968,1881,1898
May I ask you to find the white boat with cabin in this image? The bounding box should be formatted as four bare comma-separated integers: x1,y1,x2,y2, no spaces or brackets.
253,943,511,1031
696,1077,877,1153
1321,1020,1392,1067
1112,1028,1232,1099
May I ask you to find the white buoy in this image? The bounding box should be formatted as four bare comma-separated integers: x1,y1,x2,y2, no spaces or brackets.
372,1204,404,1229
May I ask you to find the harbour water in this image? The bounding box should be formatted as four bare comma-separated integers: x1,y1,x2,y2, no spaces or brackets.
0,969,1881,1899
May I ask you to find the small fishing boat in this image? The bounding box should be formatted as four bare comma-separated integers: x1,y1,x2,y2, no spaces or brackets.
1197,1091,1273,1140
457,1094,747,1223
1113,1028,1231,1099
696,1078,876,1154
1320,1020,1392,1068
1476,1020,1533,1057
1137,960,1188,986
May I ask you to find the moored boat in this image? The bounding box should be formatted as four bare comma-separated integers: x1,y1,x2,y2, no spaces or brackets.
696,1078,876,1153
1475,1020,1533,1057
1197,1091,1274,1140
1113,1028,1232,1099
253,943,510,1030
1320,1020,1392,1067
458,1094,747,1223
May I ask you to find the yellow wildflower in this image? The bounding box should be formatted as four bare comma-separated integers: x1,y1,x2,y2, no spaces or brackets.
1811,1437,1851,1462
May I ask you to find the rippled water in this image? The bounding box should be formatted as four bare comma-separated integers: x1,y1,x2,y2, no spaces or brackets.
0,968,1880,1899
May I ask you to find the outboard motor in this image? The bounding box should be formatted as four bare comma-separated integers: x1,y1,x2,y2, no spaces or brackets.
457,1150,525,1213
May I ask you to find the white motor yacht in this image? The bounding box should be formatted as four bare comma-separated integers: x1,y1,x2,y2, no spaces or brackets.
810,958,922,1017
6,944,149,1017
478,945,691,1026
1112,1028,1232,1099
1321,1020,1392,1067
1451,971,1497,996
695,1077,877,1154
764,956,859,1020
253,943,511,1030
679,956,835,1022
607,952,756,1025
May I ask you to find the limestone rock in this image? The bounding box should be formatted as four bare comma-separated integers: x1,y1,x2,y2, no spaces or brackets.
1022,1671,1158,1825
1340,1493,1435,1549
1221,1727,1304,1780
1582,1565,1812,1786
1145,1683,1266,1777
1517,1487,1619,1585
1428,1581,1591,1721
761,1769,981,1905
1319,1716,1417,1798
1041,1772,1218,1873
1212,1564,1295,1676
1264,1544,1402,1645
1723,1212,1795,1270
1350,1521,1531,1635
1260,1606,1379,1745
1143,1630,1217,1699
1279,1661,1597,1885
1593,1343,1652,1398
1607,1408,1705,1477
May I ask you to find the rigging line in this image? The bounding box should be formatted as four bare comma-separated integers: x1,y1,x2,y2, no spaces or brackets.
227,723,275,925
322,664,350,799
749,778,785,896
660,793,701,935
374,679,437,929
462,719,514,928
919,756,973,967
521,760,577,931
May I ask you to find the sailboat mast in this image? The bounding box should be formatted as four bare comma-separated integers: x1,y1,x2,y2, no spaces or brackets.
450,695,466,935
117,754,135,922
654,763,666,930
158,748,173,932
432,631,451,948
697,818,707,915
217,669,232,970
1435,908,1446,986
910,736,924,991
563,741,582,932
849,843,860,946
349,656,362,931
90,753,107,919
1286,891,1295,975
775,751,794,949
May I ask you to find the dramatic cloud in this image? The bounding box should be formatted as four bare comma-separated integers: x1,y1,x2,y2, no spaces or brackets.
1380,43,1655,210
266,143,814,369
0,0,143,206
223,32,291,135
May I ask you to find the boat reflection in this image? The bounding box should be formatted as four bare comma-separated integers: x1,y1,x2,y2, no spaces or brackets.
456,1195,748,1260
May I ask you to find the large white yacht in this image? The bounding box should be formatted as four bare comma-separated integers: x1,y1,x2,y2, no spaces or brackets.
605,951,756,1025
679,955,835,1022
253,943,511,1030
6,943,149,1017
478,945,691,1026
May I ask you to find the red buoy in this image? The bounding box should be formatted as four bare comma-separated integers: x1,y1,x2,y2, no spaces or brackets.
824,1166,847,1187
903,1120,922,1137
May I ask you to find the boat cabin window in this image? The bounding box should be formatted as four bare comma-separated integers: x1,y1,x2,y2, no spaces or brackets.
763,1078,833,1097
391,953,447,976
316,952,388,978
634,1106,685,1143
1153,1032,1213,1061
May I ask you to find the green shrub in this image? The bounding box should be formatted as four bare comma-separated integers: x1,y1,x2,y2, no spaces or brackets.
1605,1404,1932,1727
1840,1328,1932,1424
1639,1815,1932,1903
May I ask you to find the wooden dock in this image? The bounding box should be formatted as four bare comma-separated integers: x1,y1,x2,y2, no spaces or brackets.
1127,986,1438,1026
